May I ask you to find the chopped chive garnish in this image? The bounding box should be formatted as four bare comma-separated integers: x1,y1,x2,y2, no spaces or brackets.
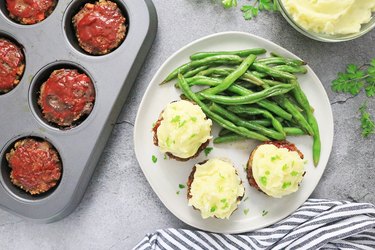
243,197,249,202
282,182,292,189
179,184,185,189
282,164,288,171
210,205,217,212
171,115,181,123
271,155,281,161
204,147,213,156
152,155,157,163
291,171,298,176
265,170,270,176
221,202,229,209
220,198,227,203
243,208,249,215
260,176,267,186
166,137,171,147
164,154,168,160
178,120,187,128
191,117,197,122
176,191,180,195
189,133,197,139
262,210,268,216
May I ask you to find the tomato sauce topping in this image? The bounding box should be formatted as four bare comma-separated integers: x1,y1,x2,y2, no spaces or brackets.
39,69,95,126
0,38,24,92
6,0,56,24
76,1,125,53
7,139,61,194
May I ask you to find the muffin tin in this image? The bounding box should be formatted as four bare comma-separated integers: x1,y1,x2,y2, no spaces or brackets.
0,0,157,222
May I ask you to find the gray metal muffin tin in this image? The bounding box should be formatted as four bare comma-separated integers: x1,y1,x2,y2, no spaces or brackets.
0,0,157,222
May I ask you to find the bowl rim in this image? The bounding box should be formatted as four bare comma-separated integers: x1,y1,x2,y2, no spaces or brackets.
276,0,375,42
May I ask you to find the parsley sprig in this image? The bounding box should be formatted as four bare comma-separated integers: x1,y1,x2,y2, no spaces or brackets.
241,0,278,20
222,0,237,8
359,102,375,138
332,59,375,97
332,58,375,138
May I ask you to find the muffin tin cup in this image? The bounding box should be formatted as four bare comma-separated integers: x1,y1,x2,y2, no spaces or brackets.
0,0,157,222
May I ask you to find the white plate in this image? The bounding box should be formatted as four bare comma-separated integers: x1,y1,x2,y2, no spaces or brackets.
134,32,333,233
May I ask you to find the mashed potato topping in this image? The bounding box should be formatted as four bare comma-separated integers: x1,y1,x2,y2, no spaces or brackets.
188,159,245,219
157,100,212,158
282,0,375,35
252,144,306,198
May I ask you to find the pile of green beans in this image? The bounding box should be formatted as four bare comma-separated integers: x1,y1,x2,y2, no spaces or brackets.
162,48,321,166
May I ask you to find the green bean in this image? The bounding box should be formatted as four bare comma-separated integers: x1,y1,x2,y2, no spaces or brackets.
198,67,265,86
201,54,257,95
291,80,321,166
251,71,267,78
273,96,314,136
183,76,293,121
218,128,233,137
200,84,295,105
162,55,243,84
263,79,286,86
214,134,247,144
257,57,306,67
252,63,297,80
183,66,209,78
177,74,269,141
284,127,306,136
252,119,272,127
227,106,285,136
273,65,307,74
190,48,267,60
209,103,285,140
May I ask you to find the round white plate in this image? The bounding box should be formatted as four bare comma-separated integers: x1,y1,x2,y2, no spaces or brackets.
134,32,333,233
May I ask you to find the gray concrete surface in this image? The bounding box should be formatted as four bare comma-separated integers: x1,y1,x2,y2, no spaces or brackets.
0,1,374,249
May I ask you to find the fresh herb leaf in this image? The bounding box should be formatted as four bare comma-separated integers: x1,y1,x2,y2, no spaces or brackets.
359,102,375,138
152,155,157,163
262,210,268,216
164,154,168,160
332,58,375,97
176,191,180,195
243,208,250,215
204,147,213,156
241,5,258,20
241,0,277,20
179,184,186,189
222,0,237,8
210,205,217,212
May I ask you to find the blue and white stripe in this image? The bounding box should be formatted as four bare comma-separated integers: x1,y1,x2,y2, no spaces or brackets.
134,199,375,250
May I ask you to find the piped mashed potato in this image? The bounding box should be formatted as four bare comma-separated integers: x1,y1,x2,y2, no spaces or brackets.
188,159,245,219
252,144,306,198
157,100,212,159
281,0,375,35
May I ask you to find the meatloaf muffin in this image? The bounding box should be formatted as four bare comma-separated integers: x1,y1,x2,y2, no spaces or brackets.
38,69,95,127
153,100,212,161
0,38,25,93
6,138,62,195
247,141,306,198
6,0,57,25
73,0,126,55
187,159,245,219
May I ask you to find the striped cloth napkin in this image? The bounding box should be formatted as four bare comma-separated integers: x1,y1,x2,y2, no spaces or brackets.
134,199,375,250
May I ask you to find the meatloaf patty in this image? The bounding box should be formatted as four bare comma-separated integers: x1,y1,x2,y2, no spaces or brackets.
0,38,25,93
6,0,57,25
38,69,95,127
6,138,62,195
73,0,126,55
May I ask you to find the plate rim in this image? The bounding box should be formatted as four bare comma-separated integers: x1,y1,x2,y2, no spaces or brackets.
134,31,334,233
